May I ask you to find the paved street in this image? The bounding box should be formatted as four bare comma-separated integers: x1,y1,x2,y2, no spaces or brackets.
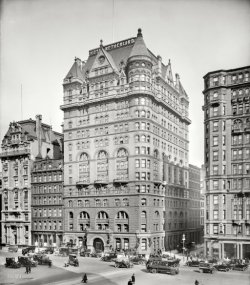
0,250,249,285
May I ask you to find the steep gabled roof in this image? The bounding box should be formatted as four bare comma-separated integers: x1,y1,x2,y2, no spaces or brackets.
129,29,150,58
65,59,84,81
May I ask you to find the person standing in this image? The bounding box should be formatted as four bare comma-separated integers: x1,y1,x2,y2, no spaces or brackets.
82,273,88,283
28,265,31,273
128,280,132,285
131,274,135,284
25,265,29,274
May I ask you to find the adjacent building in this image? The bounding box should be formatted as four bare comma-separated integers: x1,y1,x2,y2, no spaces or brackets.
203,66,250,259
60,29,191,254
31,158,63,248
0,115,63,245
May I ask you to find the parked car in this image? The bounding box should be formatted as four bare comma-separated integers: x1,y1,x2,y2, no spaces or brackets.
80,249,91,257
115,260,134,268
22,246,36,255
186,260,200,267
18,256,38,267
8,245,18,252
33,253,52,265
42,247,54,254
5,257,21,268
68,254,79,267
101,252,117,262
130,255,146,265
214,263,231,272
232,263,248,271
146,260,179,275
199,262,215,274
90,250,102,258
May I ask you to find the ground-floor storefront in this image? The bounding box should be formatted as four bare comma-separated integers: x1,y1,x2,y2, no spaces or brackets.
205,238,250,259
32,232,63,247
2,221,31,245
63,232,165,254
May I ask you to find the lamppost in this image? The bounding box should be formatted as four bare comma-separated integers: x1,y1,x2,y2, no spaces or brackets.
182,234,186,261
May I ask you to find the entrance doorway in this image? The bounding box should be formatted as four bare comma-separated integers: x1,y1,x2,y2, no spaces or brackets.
93,238,104,252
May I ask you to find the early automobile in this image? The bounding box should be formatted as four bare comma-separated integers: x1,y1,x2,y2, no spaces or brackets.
232,263,248,271
8,245,18,252
101,252,117,262
146,260,179,275
130,255,146,265
22,246,36,255
80,249,91,257
33,253,52,265
18,256,38,267
199,262,215,274
5,257,21,268
186,260,200,267
214,263,231,272
114,259,134,268
68,254,79,267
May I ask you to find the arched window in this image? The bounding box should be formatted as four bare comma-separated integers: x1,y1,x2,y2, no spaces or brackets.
141,211,146,218
123,198,129,206
97,211,109,219
116,148,128,181
68,200,73,207
154,149,159,158
154,211,160,218
116,211,128,219
97,151,108,181
69,211,73,219
79,153,89,183
79,211,89,219
141,198,147,206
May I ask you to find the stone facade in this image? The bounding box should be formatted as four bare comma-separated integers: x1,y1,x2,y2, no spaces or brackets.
203,66,250,259
31,158,63,247
61,29,191,254
0,115,63,245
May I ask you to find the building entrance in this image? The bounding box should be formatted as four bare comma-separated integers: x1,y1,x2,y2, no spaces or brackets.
93,238,104,252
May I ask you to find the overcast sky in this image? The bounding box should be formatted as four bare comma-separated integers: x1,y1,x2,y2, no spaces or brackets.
1,0,250,167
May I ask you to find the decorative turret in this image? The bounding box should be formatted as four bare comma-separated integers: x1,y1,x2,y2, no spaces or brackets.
127,28,152,91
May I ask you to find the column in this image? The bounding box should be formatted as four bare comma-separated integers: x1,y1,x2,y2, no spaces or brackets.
17,226,20,244
240,243,243,259
221,242,225,259
7,226,10,244
218,242,222,259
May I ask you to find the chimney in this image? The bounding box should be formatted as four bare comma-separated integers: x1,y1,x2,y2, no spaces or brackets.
36,114,42,159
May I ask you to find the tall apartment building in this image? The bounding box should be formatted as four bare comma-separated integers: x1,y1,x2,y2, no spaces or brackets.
188,164,202,245
61,29,190,254
203,66,250,259
31,158,63,247
0,115,63,245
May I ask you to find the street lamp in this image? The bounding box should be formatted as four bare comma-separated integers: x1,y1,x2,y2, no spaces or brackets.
182,234,186,261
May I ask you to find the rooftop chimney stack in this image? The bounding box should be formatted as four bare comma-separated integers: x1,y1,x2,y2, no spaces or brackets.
36,114,42,159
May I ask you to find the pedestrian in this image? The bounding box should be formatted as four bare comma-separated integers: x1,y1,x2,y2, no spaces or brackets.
82,273,88,283
25,265,29,274
48,260,52,268
128,279,132,285
195,280,199,285
131,273,135,284
28,265,31,273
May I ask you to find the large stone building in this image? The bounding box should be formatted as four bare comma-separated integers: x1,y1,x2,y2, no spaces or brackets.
31,158,63,248
203,66,250,259
61,29,191,254
0,115,63,245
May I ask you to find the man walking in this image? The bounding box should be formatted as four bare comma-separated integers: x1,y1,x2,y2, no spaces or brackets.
131,273,135,284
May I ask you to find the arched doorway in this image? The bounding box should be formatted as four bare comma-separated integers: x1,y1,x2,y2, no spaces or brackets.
93,238,104,252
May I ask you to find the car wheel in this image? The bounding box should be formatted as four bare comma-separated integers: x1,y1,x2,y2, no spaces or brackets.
151,269,157,274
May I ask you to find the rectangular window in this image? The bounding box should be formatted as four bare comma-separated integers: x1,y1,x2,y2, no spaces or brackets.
213,136,218,146
213,195,218,205
141,224,146,232
213,224,218,234
213,121,219,132
213,180,219,190
213,151,218,161
213,210,218,220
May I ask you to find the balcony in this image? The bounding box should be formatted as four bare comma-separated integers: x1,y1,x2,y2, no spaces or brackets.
231,127,243,134
113,178,129,184
76,180,90,186
0,149,30,158
94,179,108,185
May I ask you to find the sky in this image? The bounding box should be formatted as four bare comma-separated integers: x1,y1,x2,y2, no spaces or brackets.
0,0,250,167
